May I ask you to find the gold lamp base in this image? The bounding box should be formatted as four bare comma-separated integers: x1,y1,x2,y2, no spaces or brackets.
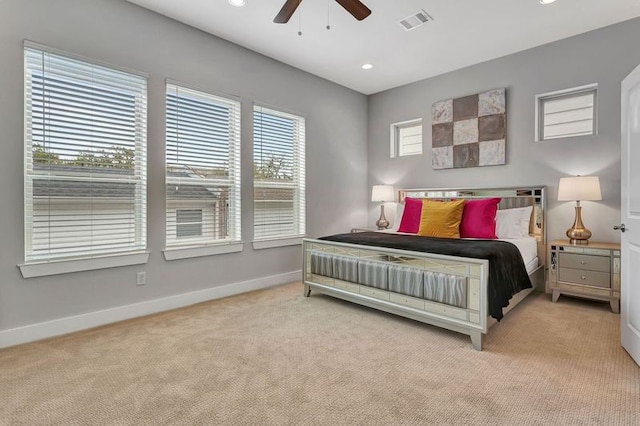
376,204,390,230
566,204,592,245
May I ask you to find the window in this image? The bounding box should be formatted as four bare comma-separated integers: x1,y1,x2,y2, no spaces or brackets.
391,119,423,157
165,82,241,251
24,44,147,265
176,209,203,239
253,106,305,243
536,84,597,141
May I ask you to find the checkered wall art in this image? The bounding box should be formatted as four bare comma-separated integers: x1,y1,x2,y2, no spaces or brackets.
431,88,506,170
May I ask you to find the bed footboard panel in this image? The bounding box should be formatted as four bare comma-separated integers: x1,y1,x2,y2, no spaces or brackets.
303,239,490,343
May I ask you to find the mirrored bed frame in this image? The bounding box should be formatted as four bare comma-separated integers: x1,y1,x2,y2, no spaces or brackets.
302,186,546,351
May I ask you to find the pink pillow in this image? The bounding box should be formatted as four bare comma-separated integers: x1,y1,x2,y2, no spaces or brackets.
459,198,501,239
397,198,423,233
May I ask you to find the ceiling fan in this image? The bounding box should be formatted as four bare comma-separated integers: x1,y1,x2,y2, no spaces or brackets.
274,0,371,24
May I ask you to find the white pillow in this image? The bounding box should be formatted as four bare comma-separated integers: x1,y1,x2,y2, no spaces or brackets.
388,202,404,232
495,205,533,239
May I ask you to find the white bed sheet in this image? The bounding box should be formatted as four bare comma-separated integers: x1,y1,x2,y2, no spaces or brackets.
499,237,538,273
524,257,539,275
379,230,539,274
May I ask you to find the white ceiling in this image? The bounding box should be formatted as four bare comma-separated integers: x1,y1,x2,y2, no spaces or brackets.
127,0,640,95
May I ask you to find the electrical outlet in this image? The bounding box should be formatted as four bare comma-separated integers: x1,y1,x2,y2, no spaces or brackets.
136,271,146,286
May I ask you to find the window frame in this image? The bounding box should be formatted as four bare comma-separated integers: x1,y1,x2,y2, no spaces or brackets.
390,118,423,158
252,104,306,248
535,83,598,142
163,81,243,260
19,41,149,278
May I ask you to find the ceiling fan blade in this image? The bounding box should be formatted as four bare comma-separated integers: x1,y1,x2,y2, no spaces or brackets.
274,0,302,24
334,0,371,21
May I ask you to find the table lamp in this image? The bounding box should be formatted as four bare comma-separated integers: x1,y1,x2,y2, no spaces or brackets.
557,176,601,245
371,185,395,230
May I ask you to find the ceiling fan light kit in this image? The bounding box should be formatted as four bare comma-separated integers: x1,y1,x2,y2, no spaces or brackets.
274,0,371,24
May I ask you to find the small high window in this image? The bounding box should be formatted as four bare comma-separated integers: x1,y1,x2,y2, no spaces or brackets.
536,84,597,141
391,119,423,157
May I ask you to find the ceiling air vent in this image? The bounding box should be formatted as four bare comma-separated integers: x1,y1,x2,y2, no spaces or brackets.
399,10,434,31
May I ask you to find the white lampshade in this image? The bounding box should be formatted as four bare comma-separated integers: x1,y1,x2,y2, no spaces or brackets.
557,176,602,201
371,185,395,202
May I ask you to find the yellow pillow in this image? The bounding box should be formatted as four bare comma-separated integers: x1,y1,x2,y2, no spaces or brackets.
417,199,465,239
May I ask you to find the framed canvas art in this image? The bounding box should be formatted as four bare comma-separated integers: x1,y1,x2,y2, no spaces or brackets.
432,88,506,169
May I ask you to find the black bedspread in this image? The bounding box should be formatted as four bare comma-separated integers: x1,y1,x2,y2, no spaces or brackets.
318,232,532,320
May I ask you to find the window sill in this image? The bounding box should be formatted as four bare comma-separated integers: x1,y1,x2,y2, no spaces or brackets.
252,236,305,250
163,241,244,260
19,251,150,278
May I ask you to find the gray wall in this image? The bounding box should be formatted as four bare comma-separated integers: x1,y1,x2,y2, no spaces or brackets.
368,18,640,244
1,0,637,335
0,0,368,331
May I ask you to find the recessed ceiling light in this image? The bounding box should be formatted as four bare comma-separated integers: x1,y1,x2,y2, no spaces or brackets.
539,0,556,4
362,63,373,70
229,0,246,6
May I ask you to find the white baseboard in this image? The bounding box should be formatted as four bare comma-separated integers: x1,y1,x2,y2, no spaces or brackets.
0,270,301,349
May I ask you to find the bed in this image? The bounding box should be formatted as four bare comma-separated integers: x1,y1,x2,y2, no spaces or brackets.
302,187,546,350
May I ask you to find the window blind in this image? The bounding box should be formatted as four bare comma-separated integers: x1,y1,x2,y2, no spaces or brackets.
24,46,147,262
165,83,241,248
540,88,596,140
398,122,423,156
253,106,305,240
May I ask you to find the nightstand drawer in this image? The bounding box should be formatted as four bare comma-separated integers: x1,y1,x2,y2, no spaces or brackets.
558,268,610,288
559,253,610,273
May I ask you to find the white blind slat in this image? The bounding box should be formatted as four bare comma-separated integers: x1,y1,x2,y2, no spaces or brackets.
543,107,593,126
544,121,594,139
543,93,593,114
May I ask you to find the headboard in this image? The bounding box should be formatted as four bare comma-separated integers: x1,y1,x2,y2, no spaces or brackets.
398,186,547,265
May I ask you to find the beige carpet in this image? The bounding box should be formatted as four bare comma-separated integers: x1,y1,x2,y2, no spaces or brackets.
0,283,638,425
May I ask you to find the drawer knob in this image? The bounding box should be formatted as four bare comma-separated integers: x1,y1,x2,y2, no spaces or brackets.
581,275,587,280
580,261,587,265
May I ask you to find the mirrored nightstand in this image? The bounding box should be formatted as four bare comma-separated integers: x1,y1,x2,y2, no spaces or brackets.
548,240,621,313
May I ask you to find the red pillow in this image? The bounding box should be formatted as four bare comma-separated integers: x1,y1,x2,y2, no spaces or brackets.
397,198,423,233
459,198,501,239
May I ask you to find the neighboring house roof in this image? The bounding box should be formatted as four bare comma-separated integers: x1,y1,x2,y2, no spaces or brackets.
32,163,295,201
167,184,220,201
32,163,135,198
34,179,136,199
32,163,219,200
